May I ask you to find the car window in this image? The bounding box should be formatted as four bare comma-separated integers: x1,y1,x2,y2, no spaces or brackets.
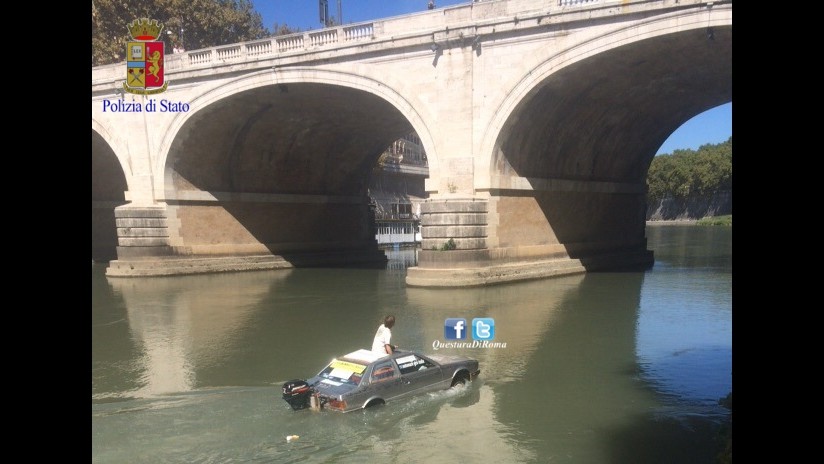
395,354,435,375
370,361,397,383
317,359,368,386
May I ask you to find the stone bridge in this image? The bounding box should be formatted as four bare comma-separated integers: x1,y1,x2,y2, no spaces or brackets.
91,0,732,286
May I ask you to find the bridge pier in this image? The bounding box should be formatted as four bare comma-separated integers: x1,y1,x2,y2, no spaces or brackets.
106,201,387,277
106,204,187,277
406,190,654,287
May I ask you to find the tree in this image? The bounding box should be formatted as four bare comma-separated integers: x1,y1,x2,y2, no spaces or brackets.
92,0,268,66
646,137,732,200
272,23,301,36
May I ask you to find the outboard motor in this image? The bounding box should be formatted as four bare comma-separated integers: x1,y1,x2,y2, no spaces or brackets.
282,379,312,410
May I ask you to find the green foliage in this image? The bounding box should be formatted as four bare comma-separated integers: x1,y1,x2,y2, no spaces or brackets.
647,137,732,201
696,215,732,226
272,23,301,36
440,238,456,251
430,239,456,251
374,152,392,168
92,0,269,66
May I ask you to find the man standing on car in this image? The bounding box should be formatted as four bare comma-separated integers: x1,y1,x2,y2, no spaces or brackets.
372,315,396,355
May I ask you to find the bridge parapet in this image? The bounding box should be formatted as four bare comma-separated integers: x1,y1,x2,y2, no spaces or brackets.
92,0,719,89
172,23,375,69
558,0,602,6
92,22,375,84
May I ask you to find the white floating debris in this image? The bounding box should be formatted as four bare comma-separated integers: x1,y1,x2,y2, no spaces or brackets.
286,435,300,443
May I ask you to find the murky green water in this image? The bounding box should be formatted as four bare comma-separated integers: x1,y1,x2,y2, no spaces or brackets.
92,224,731,463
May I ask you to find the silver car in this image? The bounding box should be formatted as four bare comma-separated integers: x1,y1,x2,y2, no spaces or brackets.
282,349,480,412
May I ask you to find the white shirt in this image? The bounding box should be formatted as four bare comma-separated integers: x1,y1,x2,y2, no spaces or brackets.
371,324,392,355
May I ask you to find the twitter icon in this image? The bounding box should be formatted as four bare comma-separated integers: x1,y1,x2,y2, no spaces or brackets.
472,318,495,341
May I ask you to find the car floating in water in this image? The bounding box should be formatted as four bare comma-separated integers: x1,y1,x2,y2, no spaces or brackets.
282,349,480,412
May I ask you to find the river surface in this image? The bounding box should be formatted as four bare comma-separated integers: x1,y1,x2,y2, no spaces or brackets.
92,224,732,463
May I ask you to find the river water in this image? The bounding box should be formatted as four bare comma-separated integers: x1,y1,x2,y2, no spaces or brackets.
92,224,732,463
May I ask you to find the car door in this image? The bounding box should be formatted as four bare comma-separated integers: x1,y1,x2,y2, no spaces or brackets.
364,359,403,402
394,353,444,399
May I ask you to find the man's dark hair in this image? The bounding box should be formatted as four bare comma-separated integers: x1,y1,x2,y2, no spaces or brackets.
384,315,395,328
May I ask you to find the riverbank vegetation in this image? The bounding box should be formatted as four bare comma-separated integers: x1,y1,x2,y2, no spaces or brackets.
93,0,299,66
697,215,732,226
647,137,732,201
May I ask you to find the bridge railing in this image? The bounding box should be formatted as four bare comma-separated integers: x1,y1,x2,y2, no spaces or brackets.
96,0,715,81
164,23,375,71
276,35,304,53
162,0,623,71
558,0,603,6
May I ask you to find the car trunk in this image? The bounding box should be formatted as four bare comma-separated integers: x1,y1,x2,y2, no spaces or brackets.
308,376,358,410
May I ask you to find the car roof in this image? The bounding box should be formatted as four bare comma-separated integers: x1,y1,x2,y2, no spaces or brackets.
340,349,384,365
339,349,433,366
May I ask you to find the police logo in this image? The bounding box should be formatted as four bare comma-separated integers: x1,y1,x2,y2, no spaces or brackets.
124,18,168,95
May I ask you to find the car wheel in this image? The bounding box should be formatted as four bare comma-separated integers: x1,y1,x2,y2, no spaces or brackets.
450,372,469,388
365,399,385,409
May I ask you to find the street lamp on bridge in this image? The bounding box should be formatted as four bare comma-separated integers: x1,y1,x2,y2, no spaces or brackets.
319,0,343,27
167,27,185,53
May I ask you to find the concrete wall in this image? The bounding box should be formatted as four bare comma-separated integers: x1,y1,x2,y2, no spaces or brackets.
167,201,376,255
492,191,646,258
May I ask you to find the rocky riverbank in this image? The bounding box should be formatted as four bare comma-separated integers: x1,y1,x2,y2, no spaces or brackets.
646,191,731,221
646,219,698,225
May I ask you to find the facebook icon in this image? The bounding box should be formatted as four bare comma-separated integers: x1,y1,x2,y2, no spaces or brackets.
444,318,467,340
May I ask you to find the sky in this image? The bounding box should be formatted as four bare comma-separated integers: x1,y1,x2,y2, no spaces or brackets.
255,0,469,31
251,1,731,155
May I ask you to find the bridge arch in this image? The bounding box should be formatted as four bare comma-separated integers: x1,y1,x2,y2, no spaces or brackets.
154,68,436,262
92,123,129,261
154,68,439,198
479,5,732,185
92,118,132,183
408,4,732,285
